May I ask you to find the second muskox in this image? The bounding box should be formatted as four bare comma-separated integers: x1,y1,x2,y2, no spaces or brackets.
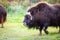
0,5,7,28
23,2,60,36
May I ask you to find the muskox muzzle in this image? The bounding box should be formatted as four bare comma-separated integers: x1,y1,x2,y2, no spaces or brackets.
23,15,32,26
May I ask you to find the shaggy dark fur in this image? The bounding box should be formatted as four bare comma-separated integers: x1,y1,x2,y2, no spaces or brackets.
0,5,7,28
23,2,60,36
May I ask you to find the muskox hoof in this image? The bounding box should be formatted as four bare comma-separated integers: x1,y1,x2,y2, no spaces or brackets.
58,31,60,34
45,31,49,34
39,34,42,36
1,26,4,28
39,33,42,36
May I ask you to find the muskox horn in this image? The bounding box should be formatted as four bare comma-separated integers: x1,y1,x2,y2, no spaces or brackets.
26,12,33,20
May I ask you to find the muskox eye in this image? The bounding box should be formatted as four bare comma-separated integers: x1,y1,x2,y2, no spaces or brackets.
31,12,34,16
24,15,30,20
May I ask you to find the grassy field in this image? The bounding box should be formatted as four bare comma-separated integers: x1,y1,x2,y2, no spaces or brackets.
0,12,60,40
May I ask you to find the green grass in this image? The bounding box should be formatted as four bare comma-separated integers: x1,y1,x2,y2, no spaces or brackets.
0,12,60,40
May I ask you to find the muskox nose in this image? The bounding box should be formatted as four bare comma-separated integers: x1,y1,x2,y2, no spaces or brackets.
23,22,27,26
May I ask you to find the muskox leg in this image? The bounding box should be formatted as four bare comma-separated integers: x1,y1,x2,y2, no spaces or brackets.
39,26,43,36
58,26,60,33
1,16,4,28
44,23,49,34
1,23,4,28
44,27,49,34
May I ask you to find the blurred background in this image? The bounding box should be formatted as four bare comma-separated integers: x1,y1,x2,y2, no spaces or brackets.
0,0,60,40
1,0,60,13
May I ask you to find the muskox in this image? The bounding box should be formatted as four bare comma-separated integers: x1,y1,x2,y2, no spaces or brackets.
23,2,60,36
0,5,7,28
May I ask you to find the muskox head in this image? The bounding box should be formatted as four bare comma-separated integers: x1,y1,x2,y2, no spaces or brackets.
23,12,35,28
23,11,41,29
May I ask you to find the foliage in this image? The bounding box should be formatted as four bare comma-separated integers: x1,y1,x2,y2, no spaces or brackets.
0,0,9,8
7,5,25,14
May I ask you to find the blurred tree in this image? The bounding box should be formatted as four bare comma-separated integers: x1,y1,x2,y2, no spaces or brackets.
0,0,9,12
8,0,14,2
0,0,10,12
41,0,60,4
30,0,41,3
0,0,9,8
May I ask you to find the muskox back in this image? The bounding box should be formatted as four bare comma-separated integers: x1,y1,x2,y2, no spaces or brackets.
0,5,7,28
27,2,60,26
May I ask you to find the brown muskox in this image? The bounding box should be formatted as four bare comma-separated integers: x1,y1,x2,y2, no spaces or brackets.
0,5,7,28
23,2,60,36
